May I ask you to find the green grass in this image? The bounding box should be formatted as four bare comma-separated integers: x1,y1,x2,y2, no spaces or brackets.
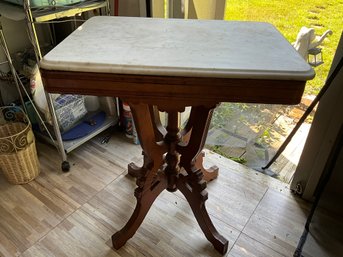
224,0,343,95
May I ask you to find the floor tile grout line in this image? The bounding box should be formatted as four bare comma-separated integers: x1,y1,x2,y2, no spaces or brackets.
240,232,288,257
166,181,274,254
18,144,285,256
228,187,289,257
227,187,269,254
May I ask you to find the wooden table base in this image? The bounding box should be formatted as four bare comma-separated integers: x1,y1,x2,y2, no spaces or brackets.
195,151,219,182
129,150,219,182
112,102,228,254
128,106,219,182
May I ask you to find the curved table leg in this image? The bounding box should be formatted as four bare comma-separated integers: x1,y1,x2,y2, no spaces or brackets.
128,151,151,178
195,151,219,182
112,173,167,249
129,105,219,182
177,105,228,253
178,173,228,254
128,105,165,178
181,120,219,182
112,102,167,248
113,103,228,254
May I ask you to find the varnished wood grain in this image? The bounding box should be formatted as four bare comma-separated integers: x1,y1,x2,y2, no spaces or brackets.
40,70,306,106
112,103,228,253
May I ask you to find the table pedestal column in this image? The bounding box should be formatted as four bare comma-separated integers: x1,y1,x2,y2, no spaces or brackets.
112,102,228,254
128,106,219,182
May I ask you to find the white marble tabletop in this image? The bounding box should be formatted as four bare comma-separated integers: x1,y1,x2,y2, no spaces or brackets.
40,16,314,80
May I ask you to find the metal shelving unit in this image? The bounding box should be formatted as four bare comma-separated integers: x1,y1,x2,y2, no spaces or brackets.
0,0,117,172
0,27,22,106
24,0,110,59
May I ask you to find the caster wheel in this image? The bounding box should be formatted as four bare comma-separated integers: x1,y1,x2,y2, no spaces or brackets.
61,161,70,172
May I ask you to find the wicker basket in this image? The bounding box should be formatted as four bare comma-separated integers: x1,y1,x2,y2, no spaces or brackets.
0,106,40,184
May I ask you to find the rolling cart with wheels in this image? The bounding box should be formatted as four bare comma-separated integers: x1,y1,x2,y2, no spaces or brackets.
0,0,118,171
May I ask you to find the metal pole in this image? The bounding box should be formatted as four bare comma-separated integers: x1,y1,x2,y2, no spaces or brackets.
23,0,42,60
262,56,343,170
23,0,69,170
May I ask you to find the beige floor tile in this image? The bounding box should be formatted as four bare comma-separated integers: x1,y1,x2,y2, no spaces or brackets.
242,188,310,256
228,233,285,257
84,174,241,257
21,172,239,257
2,132,339,257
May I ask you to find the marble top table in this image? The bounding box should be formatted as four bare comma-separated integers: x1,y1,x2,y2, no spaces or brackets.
40,16,314,254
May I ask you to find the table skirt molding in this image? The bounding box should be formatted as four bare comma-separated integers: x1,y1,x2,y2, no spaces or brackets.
40,70,307,106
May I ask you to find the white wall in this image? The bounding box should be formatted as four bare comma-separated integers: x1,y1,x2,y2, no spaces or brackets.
0,15,35,104
0,16,32,72
184,0,226,20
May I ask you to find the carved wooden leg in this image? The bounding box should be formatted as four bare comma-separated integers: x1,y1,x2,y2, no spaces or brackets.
128,151,151,178
128,106,166,178
177,105,228,254
129,105,218,182
112,102,167,249
114,103,227,254
181,110,219,182
178,173,228,254
195,152,219,182
112,173,167,249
